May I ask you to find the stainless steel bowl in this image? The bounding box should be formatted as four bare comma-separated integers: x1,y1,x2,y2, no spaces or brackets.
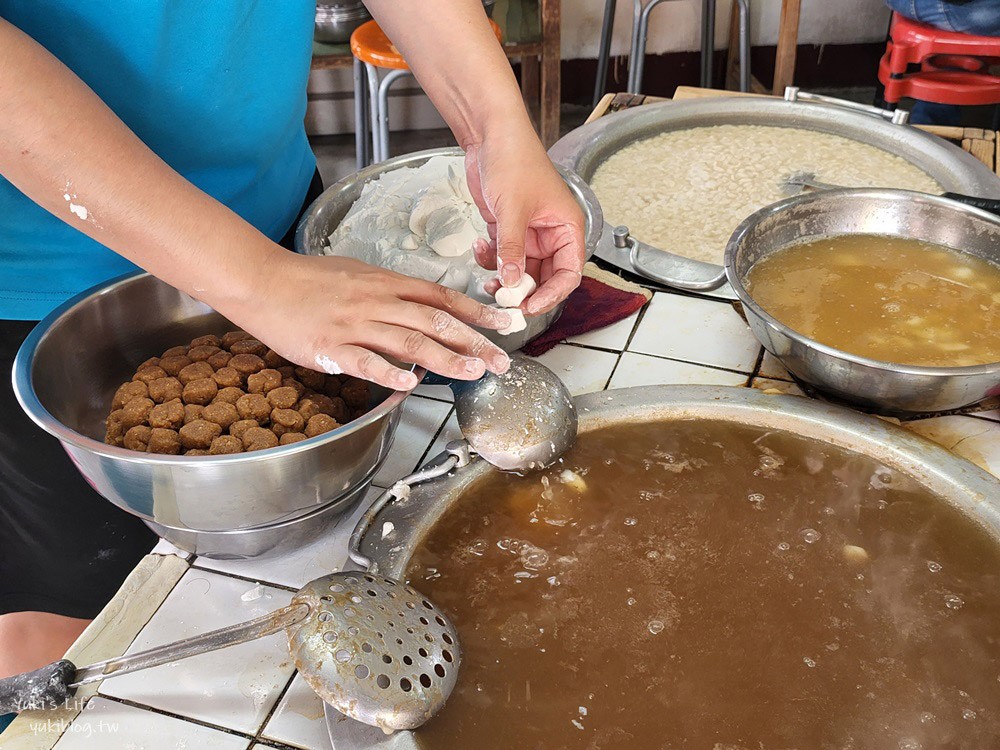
314,2,371,45
295,147,604,352
13,272,410,533
725,189,1000,413
147,480,371,560
549,96,1000,298
327,384,1000,749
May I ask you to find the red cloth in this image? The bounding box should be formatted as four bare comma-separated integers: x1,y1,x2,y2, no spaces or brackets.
522,274,649,356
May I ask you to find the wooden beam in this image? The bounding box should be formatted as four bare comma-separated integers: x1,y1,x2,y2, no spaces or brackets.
772,0,802,96
539,0,562,147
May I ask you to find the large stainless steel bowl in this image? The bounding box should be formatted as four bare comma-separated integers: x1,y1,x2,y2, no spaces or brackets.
295,147,604,352
549,96,1000,298
12,273,409,533
326,385,1000,749
725,189,1000,413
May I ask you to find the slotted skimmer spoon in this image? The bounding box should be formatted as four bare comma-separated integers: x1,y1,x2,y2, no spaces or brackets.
0,571,460,733
783,171,1000,218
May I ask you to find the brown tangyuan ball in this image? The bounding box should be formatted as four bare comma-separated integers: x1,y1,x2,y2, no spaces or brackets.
159,355,192,377
202,401,239,431
271,408,305,432
294,366,326,392
190,334,222,349
185,448,210,456
148,376,183,404
148,428,182,455
305,413,339,438
229,338,268,357
183,404,205,424
178,361,214,386
123,425,152,452
112,381,148,410
323,377,342,398
182,377,218,406
148,400,185,429
179,419,222,450
133,365,167,384
188,345,222,362
209,435,244,455
241,426,279,452
279,432,307,446
213,386,244,405
212,366,242,389
263,349,289,369
121,397,154,429
340,379,370,410
137,356,161,369
105,410,126,446
267,386,299,410
247,368,282,395
229,419,259,441
221,330,253,349
281,378,306,399
229,353,265,376
161,345,188,358
206,350,233,370
236,393,271,423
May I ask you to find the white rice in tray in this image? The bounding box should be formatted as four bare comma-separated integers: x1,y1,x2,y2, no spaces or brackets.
590,124,942,265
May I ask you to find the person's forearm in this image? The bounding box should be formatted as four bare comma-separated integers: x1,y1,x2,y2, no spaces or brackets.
0,18,274,312
363,0,540,152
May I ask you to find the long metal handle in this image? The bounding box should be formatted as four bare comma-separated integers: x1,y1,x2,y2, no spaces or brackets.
784,86,910,125
349,442,472,570
612,226,728,292
71,603,310,687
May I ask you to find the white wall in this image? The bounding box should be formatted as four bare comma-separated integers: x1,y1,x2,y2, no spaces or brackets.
561,0,892,58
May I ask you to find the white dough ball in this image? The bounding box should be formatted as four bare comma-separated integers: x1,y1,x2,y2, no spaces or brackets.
494,274,537,308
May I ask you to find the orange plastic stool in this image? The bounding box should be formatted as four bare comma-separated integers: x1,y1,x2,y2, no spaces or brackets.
351,20,503,166
878,13,1000,107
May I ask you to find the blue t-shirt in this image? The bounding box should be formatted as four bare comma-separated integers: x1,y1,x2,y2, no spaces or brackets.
0,1,316,320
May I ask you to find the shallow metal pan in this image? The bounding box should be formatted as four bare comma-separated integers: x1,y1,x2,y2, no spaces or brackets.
548,96,1000,299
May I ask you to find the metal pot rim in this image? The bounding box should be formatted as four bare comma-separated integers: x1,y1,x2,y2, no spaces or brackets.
294,146,604,264
13,270,418,466
724,187,1000,377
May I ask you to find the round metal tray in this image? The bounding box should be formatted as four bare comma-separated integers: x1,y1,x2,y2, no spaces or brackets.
326,385,1000,748
548,97,1000,299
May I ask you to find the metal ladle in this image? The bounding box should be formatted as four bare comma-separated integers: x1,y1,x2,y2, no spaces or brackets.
423,352,578,472
0,571,459,733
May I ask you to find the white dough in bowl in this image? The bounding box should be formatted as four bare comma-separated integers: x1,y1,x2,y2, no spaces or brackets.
323,156,493,302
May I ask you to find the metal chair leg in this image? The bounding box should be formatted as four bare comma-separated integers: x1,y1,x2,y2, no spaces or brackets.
629,0,671,94
364,62,381,162
737,0,751,92
701,0,716,88
593,0,618,108
353,58,372,169
376,69,410,164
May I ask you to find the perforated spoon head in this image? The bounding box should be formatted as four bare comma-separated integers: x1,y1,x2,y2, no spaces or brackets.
287,572,460,733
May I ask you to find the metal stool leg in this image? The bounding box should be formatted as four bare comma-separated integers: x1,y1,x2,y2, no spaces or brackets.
376,69,410,164
629,0,670,94
364,63,381,162
353,58,372,169
701,0,716,88
737,0,751,92
593,0,617,108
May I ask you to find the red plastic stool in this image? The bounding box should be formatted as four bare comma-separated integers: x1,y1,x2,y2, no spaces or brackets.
878,13,1000,106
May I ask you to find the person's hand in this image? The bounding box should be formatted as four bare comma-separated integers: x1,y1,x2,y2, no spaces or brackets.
465,130,586,315
217,252,512,391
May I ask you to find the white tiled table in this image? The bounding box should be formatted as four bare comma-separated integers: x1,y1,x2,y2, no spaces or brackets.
14,285,1000,750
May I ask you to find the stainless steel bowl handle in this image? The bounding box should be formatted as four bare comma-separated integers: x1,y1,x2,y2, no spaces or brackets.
348,441,473,571
613,226,728,291
784,86,910,125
